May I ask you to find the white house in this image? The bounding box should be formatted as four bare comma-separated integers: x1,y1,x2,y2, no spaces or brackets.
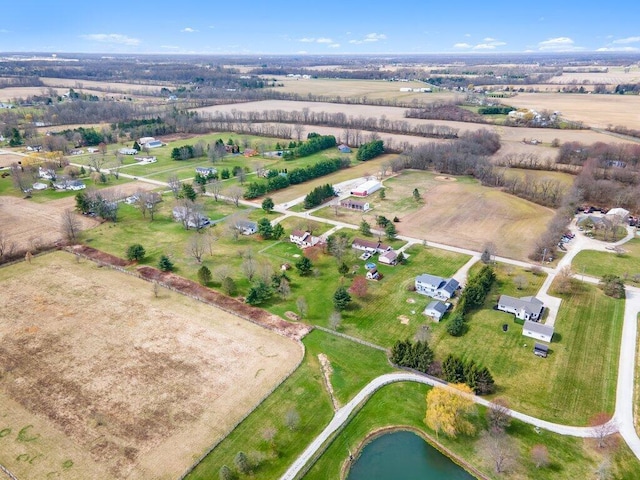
289,230,320,247
606,207,630,222
350,180,382,197
173,206,211,229
366,268,381,280
352,238,391,255
497,295,544,321
236,220,257,235
38,166,55,180
195,166,217,176
424,300,449,321
523,320,554,343
415,274,459,299
379,250,398,265
144,140,163,149
138,136,156,145
119,148,138,155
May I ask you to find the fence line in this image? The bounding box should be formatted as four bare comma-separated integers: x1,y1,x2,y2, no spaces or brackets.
177,342,306,480
314,326,388,352
0,465,18,480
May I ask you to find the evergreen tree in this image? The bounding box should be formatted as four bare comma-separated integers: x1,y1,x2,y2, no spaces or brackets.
257,218,274,239
447,313,465,336
413,188,421,201
246,280,273,305
126,243,146,262
272,223,285,239
333,286,352,311
379,189,386,200
385,222,397,240
180,183,197,201
262,197,275,213
197,265,212,285
295,256,313,276
133,141,141,151
476,366,496,395
222,277,237,296
219,465,234,480
442,354,465,384
360,219,372,236
234,451,251,475
158,255,174,272
338,262,349,275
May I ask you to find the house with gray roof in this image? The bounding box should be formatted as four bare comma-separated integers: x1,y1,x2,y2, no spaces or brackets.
424,300,449,321
523,320,554,343
415,274,459,299
497,295,544,321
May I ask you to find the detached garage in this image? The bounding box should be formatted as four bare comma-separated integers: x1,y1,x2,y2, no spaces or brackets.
350,180,382,197
522,320,554,343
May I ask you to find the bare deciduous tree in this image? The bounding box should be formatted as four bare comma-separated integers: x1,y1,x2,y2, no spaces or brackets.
0,229,17,260
276,277,291,299
213,264,232,284
88,155,107,173
294,124,305,142
242,251,257,282
487,398,511,435
167,174,181,198
296,296,308,318
61,209,82,243
513,275,528,290
207,179,222,201
477,431,517,474
329,311,342,330
554,266,574,294
226,185,244,207
284,409,300,431
590,413,617,449
530,444,550,469
187,234,207,263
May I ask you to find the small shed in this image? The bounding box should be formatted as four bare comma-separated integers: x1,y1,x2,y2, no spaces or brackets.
534,343,549,358
423,300,448,322
522,320,554,343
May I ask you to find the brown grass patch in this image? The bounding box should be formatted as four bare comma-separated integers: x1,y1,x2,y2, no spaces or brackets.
434,175,457,182
0,196,99,252
0,151,25,168
398,315,411,324
0,251,302,480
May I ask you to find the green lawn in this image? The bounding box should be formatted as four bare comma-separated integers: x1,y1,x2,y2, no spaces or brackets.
185,329,394,480
303,382,640,480
573,238,640,283
430,280,624,425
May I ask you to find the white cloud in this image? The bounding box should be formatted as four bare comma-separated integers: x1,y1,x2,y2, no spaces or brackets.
161,45,180,50
453,42,472,49
612,36,640,44
181,27,198,33
454,38,505,50
349,33,387,45
298,37,334,44
464,33,471,38
597,46,639,52
364,33,386,42
329,43,340,48
297,50,308,54
537,37,582,51
483,37,496,42
80,34,140,46
473,43,497,50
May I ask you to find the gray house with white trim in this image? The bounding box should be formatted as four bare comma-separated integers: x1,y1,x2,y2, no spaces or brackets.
424,300,449,321
415,274,459,299
523,320,554,343
497,295,544,321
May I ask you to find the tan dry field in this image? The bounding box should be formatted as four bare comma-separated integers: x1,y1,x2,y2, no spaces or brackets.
40,78,172,94
0,181,155,251
269,76,456,103
0,151,25,168
0,86,66,102
0,251,302,480
196,99,640,148
0,196,98,251
397,178,553,260
506,92,640,129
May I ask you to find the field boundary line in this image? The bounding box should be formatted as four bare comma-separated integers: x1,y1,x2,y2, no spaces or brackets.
177,340,306,480
314,326,388,352
0,464,18,480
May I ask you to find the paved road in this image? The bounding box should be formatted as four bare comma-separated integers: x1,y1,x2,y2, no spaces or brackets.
279,372,608,480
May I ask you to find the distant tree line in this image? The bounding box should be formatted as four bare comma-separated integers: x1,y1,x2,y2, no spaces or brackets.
406,101,488,123
202,108,459,140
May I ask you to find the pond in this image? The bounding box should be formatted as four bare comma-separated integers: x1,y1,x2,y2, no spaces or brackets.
347,430,476,480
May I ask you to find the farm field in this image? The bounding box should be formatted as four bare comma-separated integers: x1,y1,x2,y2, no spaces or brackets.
0,251,302,480
500,167,576,189
303,382,640,480
268,76,455,104
0,151,24,168
315,170,553,261
430,278,624,425
573,238,640,282
506,92,640,129
0,195,99,251
40,77,174,93
186,328,394,480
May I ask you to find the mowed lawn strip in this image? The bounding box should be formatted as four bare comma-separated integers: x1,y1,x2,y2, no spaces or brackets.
303,382,640,480
430,279,624,425
185,329,394,480
573,238,640,283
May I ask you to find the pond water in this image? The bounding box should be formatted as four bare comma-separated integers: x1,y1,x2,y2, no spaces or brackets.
347,430,476,480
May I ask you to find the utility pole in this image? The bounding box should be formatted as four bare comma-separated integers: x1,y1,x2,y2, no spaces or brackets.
541,247,547,264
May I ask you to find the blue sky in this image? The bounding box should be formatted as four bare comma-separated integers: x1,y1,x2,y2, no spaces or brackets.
1,0,639,55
